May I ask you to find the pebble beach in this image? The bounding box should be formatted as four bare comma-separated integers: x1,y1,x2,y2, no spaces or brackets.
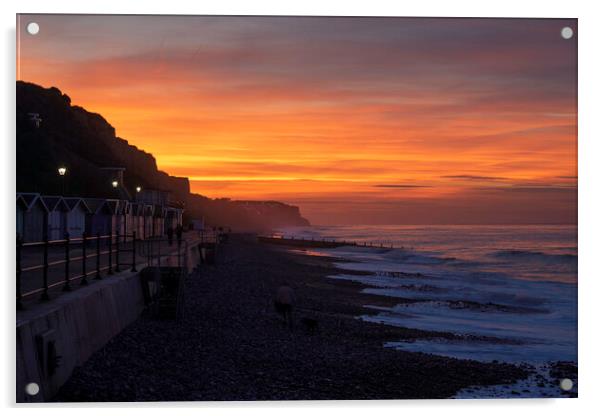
55,235,533,401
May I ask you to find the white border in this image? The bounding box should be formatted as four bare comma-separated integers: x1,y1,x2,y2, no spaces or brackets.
2,1,602,415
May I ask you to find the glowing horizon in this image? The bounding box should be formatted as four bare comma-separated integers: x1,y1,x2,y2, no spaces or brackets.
17,15,577,225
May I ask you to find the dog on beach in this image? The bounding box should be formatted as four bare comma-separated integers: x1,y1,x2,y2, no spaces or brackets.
274,285,295,329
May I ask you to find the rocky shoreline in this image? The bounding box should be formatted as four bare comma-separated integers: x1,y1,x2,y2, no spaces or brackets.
55,234,531,402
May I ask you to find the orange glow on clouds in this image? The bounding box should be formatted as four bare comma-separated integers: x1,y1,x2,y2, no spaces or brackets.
17,15,577,224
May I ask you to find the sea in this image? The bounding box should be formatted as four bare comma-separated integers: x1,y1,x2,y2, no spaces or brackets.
277,224,578,397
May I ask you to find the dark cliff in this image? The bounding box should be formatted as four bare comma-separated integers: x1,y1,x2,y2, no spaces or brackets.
16,81,310,231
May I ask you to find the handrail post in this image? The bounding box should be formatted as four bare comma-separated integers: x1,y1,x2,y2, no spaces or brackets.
108,234,114,275
16,235,23,310
147,237,151,266
158,237,161,267
177,237,182,268
115,230,121,272
95,232,102,279
131,231,137,272
41,234,49,301
63,232,71,291
81,232,88,285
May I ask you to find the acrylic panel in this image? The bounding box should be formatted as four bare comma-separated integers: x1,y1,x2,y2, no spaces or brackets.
16,14,577,402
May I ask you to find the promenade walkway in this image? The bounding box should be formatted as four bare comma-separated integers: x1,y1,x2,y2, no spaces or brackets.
18,231,210,307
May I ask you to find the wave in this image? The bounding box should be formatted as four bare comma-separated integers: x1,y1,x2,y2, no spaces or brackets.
382,249,456,265
491,249,577,265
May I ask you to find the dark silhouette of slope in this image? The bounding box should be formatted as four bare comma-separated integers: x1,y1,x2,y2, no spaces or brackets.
16,81,310,231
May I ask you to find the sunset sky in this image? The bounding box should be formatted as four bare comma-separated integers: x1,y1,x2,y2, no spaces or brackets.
17,15,577,225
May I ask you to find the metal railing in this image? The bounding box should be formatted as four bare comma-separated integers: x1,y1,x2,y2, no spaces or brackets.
16,230,214,310
16,231,142,309
139,236,188,268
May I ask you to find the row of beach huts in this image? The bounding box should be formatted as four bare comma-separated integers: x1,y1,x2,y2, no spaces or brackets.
16,192,184,243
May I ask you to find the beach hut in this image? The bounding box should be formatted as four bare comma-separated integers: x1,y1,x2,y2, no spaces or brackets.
64,198,91,239
143,205,154,239
125,201,132,236
108,200,125,236
120,201,128,236
104,199,122,236
84,198,113,237
128,202,141,239
175,206,183,227
123,201,133,237
16,195,27,239
19,193,48,242
41,196,70,241
164,207,177,234
132,203,145,239
119,201,128,236
153,204,166,237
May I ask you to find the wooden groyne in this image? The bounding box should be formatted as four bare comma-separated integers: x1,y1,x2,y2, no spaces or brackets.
257,235,357,248
258,235,404,250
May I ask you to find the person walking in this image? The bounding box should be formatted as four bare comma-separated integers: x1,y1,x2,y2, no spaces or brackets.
274,285,295,329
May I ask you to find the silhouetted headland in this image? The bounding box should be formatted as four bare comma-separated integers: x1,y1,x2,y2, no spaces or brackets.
16,81,310,232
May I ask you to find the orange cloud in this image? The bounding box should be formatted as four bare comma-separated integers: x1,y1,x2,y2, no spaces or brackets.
17,15,577,224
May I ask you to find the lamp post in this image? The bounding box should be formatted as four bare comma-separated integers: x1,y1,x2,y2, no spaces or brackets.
111,180,120,240
58,166,67,196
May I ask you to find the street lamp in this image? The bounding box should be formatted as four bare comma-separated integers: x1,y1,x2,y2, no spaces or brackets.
112,180,118,188
136,186,142,192
58,166,67,195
